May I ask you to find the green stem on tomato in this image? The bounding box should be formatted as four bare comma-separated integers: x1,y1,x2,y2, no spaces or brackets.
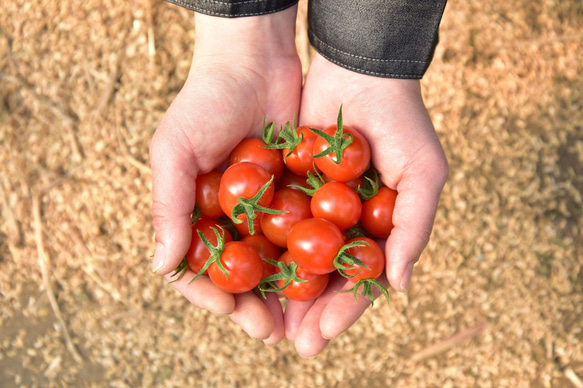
310,106,353,165
333,239,371,279
257,258,305,299
190,226,228,283
338,278,390,307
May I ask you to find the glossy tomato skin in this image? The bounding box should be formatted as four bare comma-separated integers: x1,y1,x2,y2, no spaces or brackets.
218,162,275,233
278,251,329,302
208,241,263,294
287,218,344,275
260,188,312,248
229,137,284,182
360,187,398,239
322,173,364,191
186,218,233,275
195,171,224,219
241,234,282,279
312,124,371,183
310,182,362,230
342,237,385,282
283,126,319,177
276,169,311,192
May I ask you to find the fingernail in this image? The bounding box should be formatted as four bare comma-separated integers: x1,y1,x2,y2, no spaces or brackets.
152,243,166,274
298,353,318,360
400,262,414,293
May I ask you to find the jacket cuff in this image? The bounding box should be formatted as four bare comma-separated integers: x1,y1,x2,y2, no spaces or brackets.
164,0,298,18
308,0,447,79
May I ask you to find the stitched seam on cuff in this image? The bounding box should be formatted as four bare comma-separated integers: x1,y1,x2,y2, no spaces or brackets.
167,0,296,17
310,32,428,65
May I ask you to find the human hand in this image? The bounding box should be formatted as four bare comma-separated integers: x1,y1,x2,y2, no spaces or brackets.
149,8,302,343
285,54,449,357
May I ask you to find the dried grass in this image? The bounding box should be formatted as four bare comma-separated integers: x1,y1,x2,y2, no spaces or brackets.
1,0,582,386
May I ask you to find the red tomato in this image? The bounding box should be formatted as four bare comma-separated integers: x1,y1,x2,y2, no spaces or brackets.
276,168,311,192
282,125,319,177
208,241,263,294
322,173,364,191
241,234,282,279
278,251,329,301
342,237,385,282
195,171,224,219
360,187,398,239
312,124,370,183
260,189,312,248
287,218,344,275
218,162,275,235
229,137,284,182
310,182,362,230
185,218,233,275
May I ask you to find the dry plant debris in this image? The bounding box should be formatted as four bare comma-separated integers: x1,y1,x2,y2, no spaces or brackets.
1,0,582,386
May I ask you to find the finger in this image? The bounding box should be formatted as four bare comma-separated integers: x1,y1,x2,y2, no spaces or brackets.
320,276,389,340
229,292,275,340
260,293,285,345
149,116,198,275
283,299,314,342
165,272,235,315
291,274,346,358
385,152,448,292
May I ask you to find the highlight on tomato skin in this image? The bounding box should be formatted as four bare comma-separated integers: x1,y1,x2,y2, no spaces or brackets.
310,181,362,231
185,218,233,275
208,241,264,294
277,251,329,302
286,217,345,275
360,186,398,239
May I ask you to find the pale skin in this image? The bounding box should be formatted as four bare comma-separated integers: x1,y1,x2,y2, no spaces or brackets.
149,6,448,357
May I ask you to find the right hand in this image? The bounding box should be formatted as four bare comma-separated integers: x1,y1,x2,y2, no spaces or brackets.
148,7,302,343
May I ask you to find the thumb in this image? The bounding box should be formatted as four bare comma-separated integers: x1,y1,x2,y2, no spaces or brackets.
149,119,198,275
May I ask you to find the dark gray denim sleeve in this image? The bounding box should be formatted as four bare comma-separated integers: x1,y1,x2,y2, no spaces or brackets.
308,0,448,79
163,0,298,17
164,0,446,78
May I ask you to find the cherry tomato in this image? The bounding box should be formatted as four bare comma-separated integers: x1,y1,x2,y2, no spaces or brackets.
287,218,344,275
276,168,311,192
241,234,282,279
322,173,364,191
229,137,284,182
208,241,263,294
342,237,385,282
360,187,397,239
195,171,224,219
185,218,233,275
310,182,362,230
260,188,312,248
278,251,329,301
282,125,319,177
312,124,370,183
218,162,275,235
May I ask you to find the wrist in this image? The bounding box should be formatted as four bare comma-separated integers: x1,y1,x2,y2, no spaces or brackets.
193,6,298,59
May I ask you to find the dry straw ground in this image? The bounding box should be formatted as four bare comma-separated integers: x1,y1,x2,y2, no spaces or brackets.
1,0,582,387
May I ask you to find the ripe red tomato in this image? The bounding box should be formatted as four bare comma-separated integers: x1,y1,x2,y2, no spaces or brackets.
310,182,362,230
260,188,312,248
287,218,344,275
282,125,319,177
278,251,329,301
208,241,263,294
276,168,311,192
218,162,275,235
229,137,284,182
241,234,282,279
342,237,385,282
195,171,224,219
312,124,370,183
322,173,364,191
360,187,398,239
185,218,233,275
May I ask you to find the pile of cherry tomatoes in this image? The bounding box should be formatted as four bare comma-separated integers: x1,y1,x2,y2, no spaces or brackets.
171,108,397,306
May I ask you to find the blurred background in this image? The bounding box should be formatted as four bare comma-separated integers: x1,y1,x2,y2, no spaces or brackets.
1,0,582,386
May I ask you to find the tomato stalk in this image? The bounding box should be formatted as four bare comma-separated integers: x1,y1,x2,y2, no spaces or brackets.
289,167,325,196
262,118,305,161
356,169,380,201
168,258,189,283
333,239,371,278
191,226,229,282
230,175,287,235
257,258,306,298
261,119,276,145
339,279,390,307
310,106,353,165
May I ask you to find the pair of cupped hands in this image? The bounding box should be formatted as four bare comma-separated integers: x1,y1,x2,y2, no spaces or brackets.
149,8,448,358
